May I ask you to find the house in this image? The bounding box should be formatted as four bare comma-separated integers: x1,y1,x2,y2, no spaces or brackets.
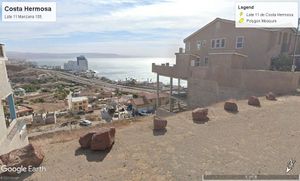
139,92,169,107
152,18,300,109
16,105,33,117
128,98,152,112
128,92,169,113
183,18,300,70
32,112,57,126
67,94,89,113
0,44,29,155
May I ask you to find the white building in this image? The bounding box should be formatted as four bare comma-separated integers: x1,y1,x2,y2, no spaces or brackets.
63,55,88,72
0,44,29,155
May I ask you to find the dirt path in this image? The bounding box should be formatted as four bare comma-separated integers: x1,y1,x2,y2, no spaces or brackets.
23,96,300,181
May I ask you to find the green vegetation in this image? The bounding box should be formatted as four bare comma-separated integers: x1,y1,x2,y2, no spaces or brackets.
54,86,70,100
22,84,40,92
270,54,293,71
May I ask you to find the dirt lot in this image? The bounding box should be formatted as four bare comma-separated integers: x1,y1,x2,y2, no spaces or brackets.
21,95,300,181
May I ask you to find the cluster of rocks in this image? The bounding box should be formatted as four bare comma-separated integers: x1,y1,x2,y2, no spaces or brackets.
192,92,278,120
0,144,44,176
79,127,116,151
153,117,167,130
192,108,209,122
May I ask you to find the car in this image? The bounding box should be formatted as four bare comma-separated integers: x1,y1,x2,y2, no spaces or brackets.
79,120,92,126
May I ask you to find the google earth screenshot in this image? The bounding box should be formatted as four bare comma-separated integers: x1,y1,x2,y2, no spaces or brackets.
0,0,300,180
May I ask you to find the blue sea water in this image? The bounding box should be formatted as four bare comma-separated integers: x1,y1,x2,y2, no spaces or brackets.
31,57,186,85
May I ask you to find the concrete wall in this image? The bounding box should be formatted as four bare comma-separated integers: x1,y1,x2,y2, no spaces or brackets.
188,68,299,107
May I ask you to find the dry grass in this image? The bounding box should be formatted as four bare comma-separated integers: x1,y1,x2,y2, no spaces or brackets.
29,117,147,146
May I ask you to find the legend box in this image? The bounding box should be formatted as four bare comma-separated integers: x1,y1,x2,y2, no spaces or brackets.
236,1,298,28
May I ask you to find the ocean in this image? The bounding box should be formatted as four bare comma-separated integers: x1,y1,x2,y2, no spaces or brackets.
31,57,186,86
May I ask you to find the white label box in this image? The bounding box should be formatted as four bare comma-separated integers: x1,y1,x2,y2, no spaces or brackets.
236,1,298,28
2,2,56,22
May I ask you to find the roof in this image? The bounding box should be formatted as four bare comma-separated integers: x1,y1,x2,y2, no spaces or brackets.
184,17,297,42
71,96,88,102
131,98,145,106
16,106,33,114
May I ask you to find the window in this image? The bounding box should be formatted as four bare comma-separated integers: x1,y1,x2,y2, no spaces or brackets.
197,40,206,50
221,39,225,48
216,39,220,48
204,56,208,66
212,38,225,48
195,58,201,66
236,36,244,49
197,41,201,50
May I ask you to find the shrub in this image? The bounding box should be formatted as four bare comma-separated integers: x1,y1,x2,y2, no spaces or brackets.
270,54,293,71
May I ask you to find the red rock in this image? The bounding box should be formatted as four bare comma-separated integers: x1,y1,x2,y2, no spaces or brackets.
90,127,115,151
153,117,167,130
192,108,208,121
266,92,277,101
0,144,44,176
224,100,238,112
79,132,96,148
248,96,260,107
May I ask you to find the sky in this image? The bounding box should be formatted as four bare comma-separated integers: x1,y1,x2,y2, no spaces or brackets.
0,0,297,57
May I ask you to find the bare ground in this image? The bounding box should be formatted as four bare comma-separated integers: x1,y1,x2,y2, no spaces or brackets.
22,95,300,181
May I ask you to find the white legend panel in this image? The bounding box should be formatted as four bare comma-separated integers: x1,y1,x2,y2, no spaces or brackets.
2,2,56,22
235,1,298,28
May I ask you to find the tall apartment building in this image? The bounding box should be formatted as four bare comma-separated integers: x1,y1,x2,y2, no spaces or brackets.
64,55,88,72
0,44,29,155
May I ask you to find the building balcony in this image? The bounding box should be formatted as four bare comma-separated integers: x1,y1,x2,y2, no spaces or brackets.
152,63,190,79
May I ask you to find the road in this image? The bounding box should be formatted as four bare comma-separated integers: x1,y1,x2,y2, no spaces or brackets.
40,69,157,94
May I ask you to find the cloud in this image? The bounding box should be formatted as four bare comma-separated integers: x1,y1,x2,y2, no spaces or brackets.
1,0,234,56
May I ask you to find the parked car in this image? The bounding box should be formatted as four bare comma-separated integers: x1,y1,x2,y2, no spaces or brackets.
138,110,150,116
79,119,92,126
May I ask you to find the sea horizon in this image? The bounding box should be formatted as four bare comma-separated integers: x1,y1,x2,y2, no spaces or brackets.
30,57,186,86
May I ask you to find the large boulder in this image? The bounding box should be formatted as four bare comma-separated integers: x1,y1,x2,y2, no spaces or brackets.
90,127,116,151
248,96,261,107
0,144,44,175
192,108,208,122
79,131,96,148
153,117,167,130
266,92,277,101
224,100,238,112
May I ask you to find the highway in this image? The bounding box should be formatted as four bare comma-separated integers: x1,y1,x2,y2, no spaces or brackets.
40,69,157,94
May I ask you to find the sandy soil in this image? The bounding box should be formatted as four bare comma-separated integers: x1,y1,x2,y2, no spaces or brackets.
20,95,300,181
